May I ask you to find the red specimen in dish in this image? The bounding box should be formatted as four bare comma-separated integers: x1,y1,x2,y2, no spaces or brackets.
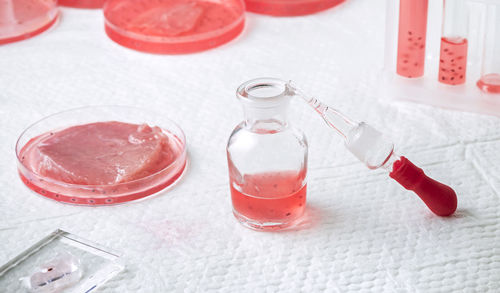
58,0,104,8
103,0,245,54
0,0,58,45
21,122,175,185
244,0,345,17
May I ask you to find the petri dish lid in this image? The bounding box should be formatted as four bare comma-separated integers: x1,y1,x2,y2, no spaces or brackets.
0,0,58,45
245,0,345,16
103,0,246,54
58,0,105,9
16,106,188,205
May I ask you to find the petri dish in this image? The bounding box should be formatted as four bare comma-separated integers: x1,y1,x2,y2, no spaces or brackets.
16,106,188,206
244,0,345,16
58,0,105,9
0,0,58,45
103,0,245,54
477,74,500,94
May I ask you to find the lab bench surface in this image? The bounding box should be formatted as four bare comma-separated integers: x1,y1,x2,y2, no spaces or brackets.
1,1,500,292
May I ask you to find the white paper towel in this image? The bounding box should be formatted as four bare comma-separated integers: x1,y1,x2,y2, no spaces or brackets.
1,1,499,292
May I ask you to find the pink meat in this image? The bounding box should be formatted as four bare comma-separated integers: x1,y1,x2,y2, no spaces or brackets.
28,121,173,185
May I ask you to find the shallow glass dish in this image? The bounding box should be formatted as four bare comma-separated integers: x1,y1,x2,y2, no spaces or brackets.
0,229,123,292
0,0,59,45
59,0,105,9
16,106,187,205
103,0,245,54
244,0,345,16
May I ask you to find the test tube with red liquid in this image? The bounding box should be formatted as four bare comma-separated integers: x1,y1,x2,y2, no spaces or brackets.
396,0,429,78
438,0,468,85
477,2,500,94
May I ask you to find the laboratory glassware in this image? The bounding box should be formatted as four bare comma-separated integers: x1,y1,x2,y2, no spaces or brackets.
244,0,345,17
16,106,187,205
476,1,500,93
396,0,429,78
0,0,58,45
103,0,245,54
384,0,500,116
438,0,468,85
59,0,104,9
289,81,457,217
0,230,123,292
227,78,308,230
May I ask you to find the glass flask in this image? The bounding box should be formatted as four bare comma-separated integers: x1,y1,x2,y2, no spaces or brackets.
226,78,308,231
0,0,58,45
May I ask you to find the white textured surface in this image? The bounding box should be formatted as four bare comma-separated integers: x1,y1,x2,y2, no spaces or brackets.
1,1,500,292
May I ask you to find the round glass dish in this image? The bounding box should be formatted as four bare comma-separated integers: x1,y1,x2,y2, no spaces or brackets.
103,0,245,54
245,0,345,16
58,0,105,9
16,106,188,205
0,0,58,45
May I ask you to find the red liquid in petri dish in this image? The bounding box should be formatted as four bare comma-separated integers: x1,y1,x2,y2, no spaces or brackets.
230,171,306,230
0,0,58,45
103,0,245,54
244,0,345,17
477,73,500,94
58,0,104,9
438,37,467,85
396,0,428,78
18,121,187,205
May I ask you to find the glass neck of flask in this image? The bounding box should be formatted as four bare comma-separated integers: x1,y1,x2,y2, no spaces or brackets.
242,101,290,131
237,78,293,132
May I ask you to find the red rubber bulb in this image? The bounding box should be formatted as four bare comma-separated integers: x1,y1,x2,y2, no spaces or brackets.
389,156,457,216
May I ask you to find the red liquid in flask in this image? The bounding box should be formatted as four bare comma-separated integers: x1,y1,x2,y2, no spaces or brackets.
230,171,306,230
438,37,467,85
396,0,428,78
0,0,58,45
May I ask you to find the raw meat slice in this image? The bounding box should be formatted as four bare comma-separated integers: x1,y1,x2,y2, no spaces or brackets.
25,121,174,185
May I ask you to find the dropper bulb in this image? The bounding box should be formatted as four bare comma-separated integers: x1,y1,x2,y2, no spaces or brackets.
389,157,457,216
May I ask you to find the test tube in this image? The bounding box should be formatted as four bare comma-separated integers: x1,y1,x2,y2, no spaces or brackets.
438,0,468,85
396,0,429,78
477,3,500,94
